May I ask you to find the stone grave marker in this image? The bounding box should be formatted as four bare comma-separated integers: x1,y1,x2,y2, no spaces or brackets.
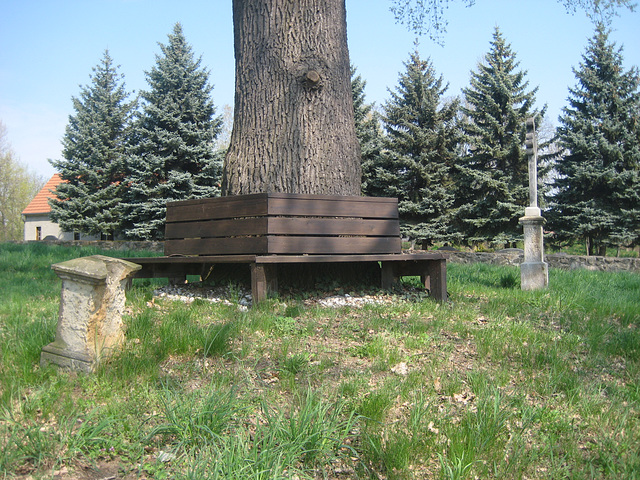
41,255,141,372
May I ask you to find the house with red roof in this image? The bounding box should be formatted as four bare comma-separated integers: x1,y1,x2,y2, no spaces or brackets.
21,174,101,241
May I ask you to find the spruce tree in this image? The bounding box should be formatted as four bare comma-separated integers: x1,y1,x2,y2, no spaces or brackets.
454,27,545,247
352,67,383,195
123,23,222,240
49,51,136,238
549,24,640,255
370,50,460,247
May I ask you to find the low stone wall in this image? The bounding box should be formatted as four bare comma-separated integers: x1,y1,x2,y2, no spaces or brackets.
445,250,640,273
22,240,165,253
545,253,640,273
17,240,640,273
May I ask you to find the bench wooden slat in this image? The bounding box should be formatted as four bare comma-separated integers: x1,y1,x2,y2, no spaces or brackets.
127,255,258,264
266,197,398,219
267,217,400,236
128,252,445,265
266,236,401,255
166,193,400,223
166,195,268,223
165,237,268,256
165,217,268,239
167,192,400,207
263,193,398,203
165,236,401,256
165,217,400,240
254,252,446,263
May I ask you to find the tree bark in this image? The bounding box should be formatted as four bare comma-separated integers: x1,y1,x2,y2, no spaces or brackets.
223,0,362,196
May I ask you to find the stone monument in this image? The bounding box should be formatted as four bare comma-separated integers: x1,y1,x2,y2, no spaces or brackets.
519,117,548,290
41,255,141,372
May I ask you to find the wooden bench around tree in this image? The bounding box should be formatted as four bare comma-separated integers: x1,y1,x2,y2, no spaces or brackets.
127,193,448,302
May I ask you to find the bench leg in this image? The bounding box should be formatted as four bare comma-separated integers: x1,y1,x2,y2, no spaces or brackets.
426,259,447,302
420,274,430,292
383,259,447,302
381,262,399,289
168,275,188,285
250,264,278,303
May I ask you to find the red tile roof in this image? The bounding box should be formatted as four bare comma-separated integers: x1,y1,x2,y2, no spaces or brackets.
22,174,65,215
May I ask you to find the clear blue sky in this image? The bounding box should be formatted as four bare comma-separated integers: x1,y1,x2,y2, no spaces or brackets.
1,0,638,180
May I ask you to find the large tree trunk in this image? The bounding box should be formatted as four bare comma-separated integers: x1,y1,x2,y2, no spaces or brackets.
223,0,362,196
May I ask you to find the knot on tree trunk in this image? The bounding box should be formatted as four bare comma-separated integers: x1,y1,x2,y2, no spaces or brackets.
303,70,322,90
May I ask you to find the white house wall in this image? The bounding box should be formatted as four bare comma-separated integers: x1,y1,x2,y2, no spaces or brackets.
23,215,64,241
22,215,100,241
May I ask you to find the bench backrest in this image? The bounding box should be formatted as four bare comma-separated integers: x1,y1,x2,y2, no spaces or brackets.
164,193,401,256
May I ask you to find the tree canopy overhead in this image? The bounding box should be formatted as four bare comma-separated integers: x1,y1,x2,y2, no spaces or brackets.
390,0,636,42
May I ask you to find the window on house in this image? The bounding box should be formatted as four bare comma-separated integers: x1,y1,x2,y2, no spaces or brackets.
74,232,80,241
35,227,42,241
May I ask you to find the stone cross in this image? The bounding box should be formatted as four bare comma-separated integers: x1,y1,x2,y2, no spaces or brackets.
526,117,538,210
519,117,548,290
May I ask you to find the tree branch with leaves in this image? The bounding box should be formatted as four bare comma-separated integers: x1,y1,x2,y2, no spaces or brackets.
390,0,636,42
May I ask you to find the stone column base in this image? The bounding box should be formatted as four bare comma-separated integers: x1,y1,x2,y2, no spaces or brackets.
41,342,94,373
521,261,548,291
40,255,141,373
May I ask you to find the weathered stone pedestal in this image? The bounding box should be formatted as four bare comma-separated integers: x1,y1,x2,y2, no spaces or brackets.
519,207,548,291
41,255,141,372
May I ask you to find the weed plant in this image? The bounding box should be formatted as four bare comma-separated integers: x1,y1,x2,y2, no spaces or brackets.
0,243,638,479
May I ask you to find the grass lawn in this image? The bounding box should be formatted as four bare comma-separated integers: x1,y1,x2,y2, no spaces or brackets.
1,242,639,479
